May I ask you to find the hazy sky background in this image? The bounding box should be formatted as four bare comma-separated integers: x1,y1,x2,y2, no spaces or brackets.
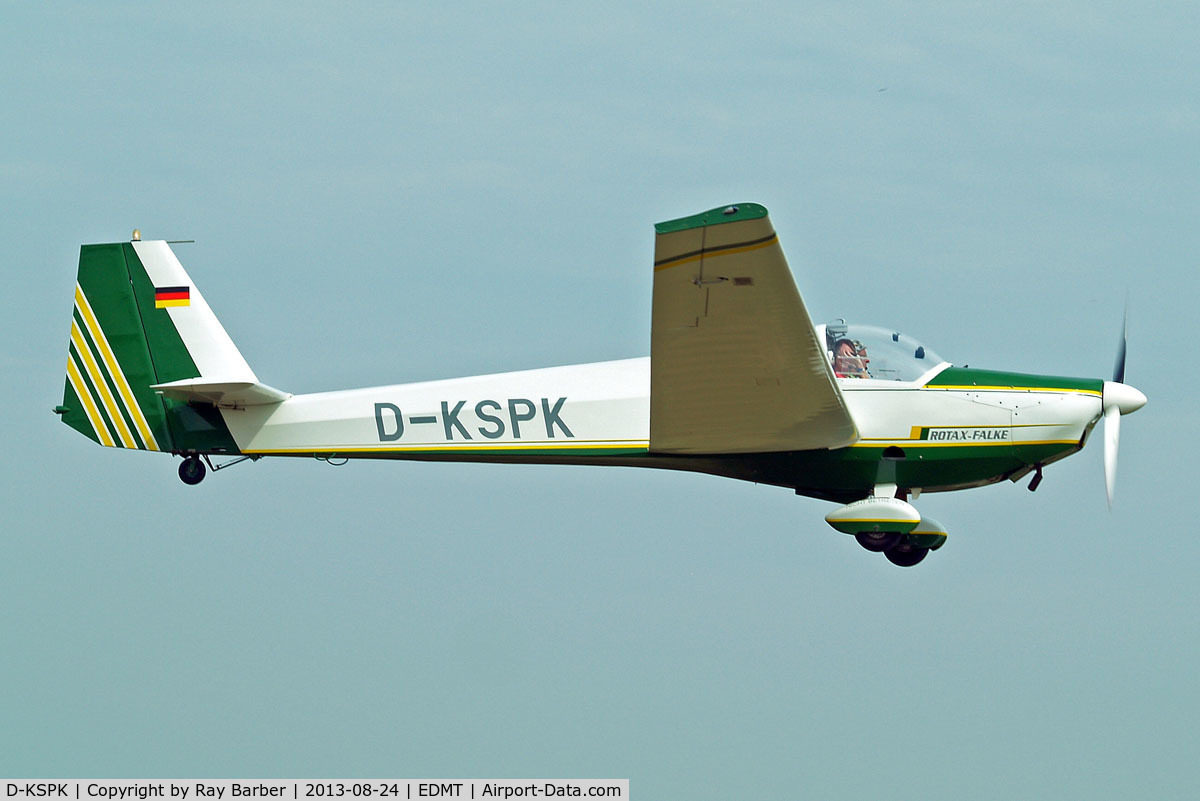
2,2,1196,797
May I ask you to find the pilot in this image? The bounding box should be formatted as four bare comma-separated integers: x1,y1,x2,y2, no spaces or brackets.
834,338,870,378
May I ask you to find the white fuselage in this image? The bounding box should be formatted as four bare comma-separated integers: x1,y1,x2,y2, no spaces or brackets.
219,359,1102,468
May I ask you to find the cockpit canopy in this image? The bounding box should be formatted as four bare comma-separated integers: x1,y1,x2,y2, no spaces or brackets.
820,321,947,382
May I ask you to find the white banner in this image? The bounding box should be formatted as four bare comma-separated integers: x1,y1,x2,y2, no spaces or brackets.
2,782,627,801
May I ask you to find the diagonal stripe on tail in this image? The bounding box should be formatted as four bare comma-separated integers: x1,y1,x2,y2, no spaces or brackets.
65,350,116,447
73,284,159,450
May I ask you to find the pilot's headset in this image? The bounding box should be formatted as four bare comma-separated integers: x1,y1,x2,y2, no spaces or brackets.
825,318,849,358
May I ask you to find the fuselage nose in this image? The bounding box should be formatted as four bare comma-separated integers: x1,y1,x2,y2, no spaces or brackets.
1102,381,1148,415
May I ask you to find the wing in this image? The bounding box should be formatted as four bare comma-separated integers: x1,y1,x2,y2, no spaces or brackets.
649,203,859,454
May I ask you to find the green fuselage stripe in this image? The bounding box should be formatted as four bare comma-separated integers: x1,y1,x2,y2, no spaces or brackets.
925,367,1103,394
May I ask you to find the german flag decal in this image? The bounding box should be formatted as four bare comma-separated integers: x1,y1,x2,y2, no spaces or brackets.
154,286,190,308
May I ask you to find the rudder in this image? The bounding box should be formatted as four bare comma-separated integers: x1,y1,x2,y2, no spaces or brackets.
58,239,260,454
61,243,172,450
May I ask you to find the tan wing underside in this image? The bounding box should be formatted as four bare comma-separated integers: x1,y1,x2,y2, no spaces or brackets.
650,209,858,454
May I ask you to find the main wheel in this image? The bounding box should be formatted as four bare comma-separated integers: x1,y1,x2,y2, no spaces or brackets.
855,530,903,552
884,544,929,567
178,456,206,485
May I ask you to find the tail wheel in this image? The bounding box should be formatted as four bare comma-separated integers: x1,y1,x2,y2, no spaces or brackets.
178,456,206,485
884,544,929,567
855,530,903,552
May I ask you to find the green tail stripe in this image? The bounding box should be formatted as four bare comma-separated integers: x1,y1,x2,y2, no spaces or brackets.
121,243,200,385
66,244,174,451
60,378,101,445
63,242,241,455
120,244,239,454
72,288,159,449
68,343,122,446
72,307,147,449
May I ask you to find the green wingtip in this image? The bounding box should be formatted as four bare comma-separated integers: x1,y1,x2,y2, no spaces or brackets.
654,203,768,234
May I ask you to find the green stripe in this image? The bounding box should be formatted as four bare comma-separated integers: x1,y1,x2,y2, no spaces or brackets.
828,519,920,535
121,244,239,454
71,244,174,450
925,367,1103,393
122,243,200,384
69,343,122,445
654,203,768,234
781,440,1081,501
59,377,101,445
73,308,146,449
905,532,948,550
159,398,241,454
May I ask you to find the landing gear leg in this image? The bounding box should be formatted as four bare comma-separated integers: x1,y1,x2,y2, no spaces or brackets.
178,455,206,485
1028,465,1044,492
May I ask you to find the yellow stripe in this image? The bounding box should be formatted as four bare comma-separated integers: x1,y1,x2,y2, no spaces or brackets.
245,441,652,455
75,286,159,450
849,439,1078,449
653,236,777,272
929,384,1102,397
70,320,138,448
155,298,190,308
66,355,116,447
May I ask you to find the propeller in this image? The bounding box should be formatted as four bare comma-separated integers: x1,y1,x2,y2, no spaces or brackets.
1103,403,1120,508
1113,307,1127,384
1101,309,1146,508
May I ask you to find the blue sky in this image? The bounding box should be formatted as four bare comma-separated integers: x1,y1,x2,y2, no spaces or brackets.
2,3,1197,797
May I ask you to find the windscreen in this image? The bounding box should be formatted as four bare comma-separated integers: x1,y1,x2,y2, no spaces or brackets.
824,322,946,381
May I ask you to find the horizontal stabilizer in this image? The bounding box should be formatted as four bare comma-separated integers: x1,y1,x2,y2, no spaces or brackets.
151,379,292,407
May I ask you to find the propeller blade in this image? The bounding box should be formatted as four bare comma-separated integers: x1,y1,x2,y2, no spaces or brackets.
1113,307,1127,384
1104,403,1120,508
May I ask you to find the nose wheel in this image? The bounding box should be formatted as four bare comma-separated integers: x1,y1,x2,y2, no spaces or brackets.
178,455,206,485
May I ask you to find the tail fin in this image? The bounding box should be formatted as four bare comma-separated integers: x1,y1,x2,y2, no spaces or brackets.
58,239,286,454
